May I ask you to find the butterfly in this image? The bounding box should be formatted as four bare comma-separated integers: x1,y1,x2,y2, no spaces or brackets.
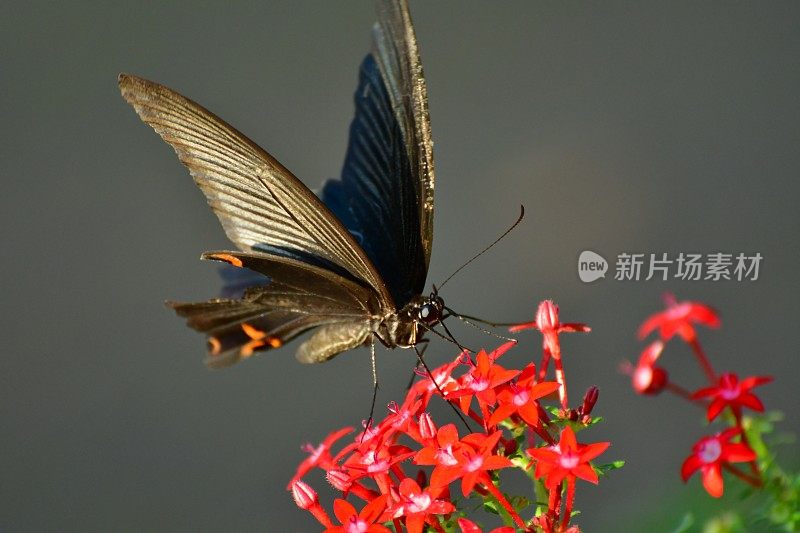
119,0,446,371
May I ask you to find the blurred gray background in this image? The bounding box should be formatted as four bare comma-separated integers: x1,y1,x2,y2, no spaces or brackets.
2,1,799,531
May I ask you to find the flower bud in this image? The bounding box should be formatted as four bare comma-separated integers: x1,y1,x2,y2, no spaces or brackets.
632,364,668,395
536,300,560,332
580,386,599,416
325,469,352,491
290,480,317,510
418,412,436,440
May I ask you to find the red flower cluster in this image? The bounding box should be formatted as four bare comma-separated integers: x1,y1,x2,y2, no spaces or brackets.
626,293,772,498
290,300,613,532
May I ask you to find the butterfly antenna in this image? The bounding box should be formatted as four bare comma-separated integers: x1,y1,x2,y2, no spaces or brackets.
437,205,525,291
444,311,519,328
446,307,517,342
413,344,472,433
418,321,473,353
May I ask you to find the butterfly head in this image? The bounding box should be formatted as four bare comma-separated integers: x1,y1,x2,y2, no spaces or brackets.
417,292,445,327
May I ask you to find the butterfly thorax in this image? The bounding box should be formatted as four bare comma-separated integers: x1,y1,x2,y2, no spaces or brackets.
374,293,444,349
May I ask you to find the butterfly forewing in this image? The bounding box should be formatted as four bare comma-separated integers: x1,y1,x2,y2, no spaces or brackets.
120,0,438,366
321,0,435,308
373,0,435,268
118,74,393,310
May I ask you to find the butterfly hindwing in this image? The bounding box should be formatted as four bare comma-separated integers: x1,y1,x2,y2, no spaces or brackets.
169,256,379,368
169,299,329,368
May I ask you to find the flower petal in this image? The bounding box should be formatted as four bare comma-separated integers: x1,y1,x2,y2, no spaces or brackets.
579,441,610,462
517,403,540,427
737,393,764,412
701,464,724,498
487,404,516,427
573,463,599,484
706,398,727,421
681,455,702,481
721,443,756,463
332,499,357,523
360,494,388,523
457,518,482,533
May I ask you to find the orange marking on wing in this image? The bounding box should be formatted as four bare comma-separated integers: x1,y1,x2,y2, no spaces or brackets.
240,339,265,357
210,253,243,268
266,336,282,349
207,337,222,355
241,323,266,340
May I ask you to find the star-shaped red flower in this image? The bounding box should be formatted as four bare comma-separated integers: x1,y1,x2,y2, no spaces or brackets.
446,348,519,415
288,427,353,488
691,372,772,421
429,431,513,497
384,478,454,533
324,495,392,533
638,293,720,342
488,365,559,428
681,428,756,497
528,425,610,490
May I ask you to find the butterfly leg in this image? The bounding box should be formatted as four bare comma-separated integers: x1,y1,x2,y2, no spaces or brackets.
362,336,379,441
413,343,472,433
405,339,429,390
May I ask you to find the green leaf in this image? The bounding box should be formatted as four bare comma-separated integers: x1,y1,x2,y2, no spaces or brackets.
594,460,625,476
483,499,500,515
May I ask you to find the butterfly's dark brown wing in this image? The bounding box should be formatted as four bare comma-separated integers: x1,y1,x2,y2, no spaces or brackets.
169,251,380,367
321,0,435,307
118,74,394,311
373,0,435,271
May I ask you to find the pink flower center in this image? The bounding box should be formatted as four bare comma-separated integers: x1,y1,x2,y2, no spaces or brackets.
362,451,389,473
406,492,431,513
465,454,484,473
471,376,490,392
720,385,740,400
558,451,580,470
345,516,369,533
665,302,692,321
698,438,722,464
513,390,530,406
435,445,459,466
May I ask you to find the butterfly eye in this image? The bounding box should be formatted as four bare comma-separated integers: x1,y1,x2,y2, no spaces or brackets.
418,303,440,325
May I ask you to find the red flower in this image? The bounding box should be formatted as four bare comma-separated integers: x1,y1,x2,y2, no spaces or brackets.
681,428,757,497
510,300,590,409
638,293,720,342
457,517,515,533
344,444,414,478
692,372,772,421
324,495,392,533
510,300,590,354
430,431,513,497
290,480,333,528
288,427,353,488
447,348,520,415
408,353,465,406
488,372,560,428
528,426,609,532
385,478,455,533
630,340,668,395
414,423,464,468
528,426,610,490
